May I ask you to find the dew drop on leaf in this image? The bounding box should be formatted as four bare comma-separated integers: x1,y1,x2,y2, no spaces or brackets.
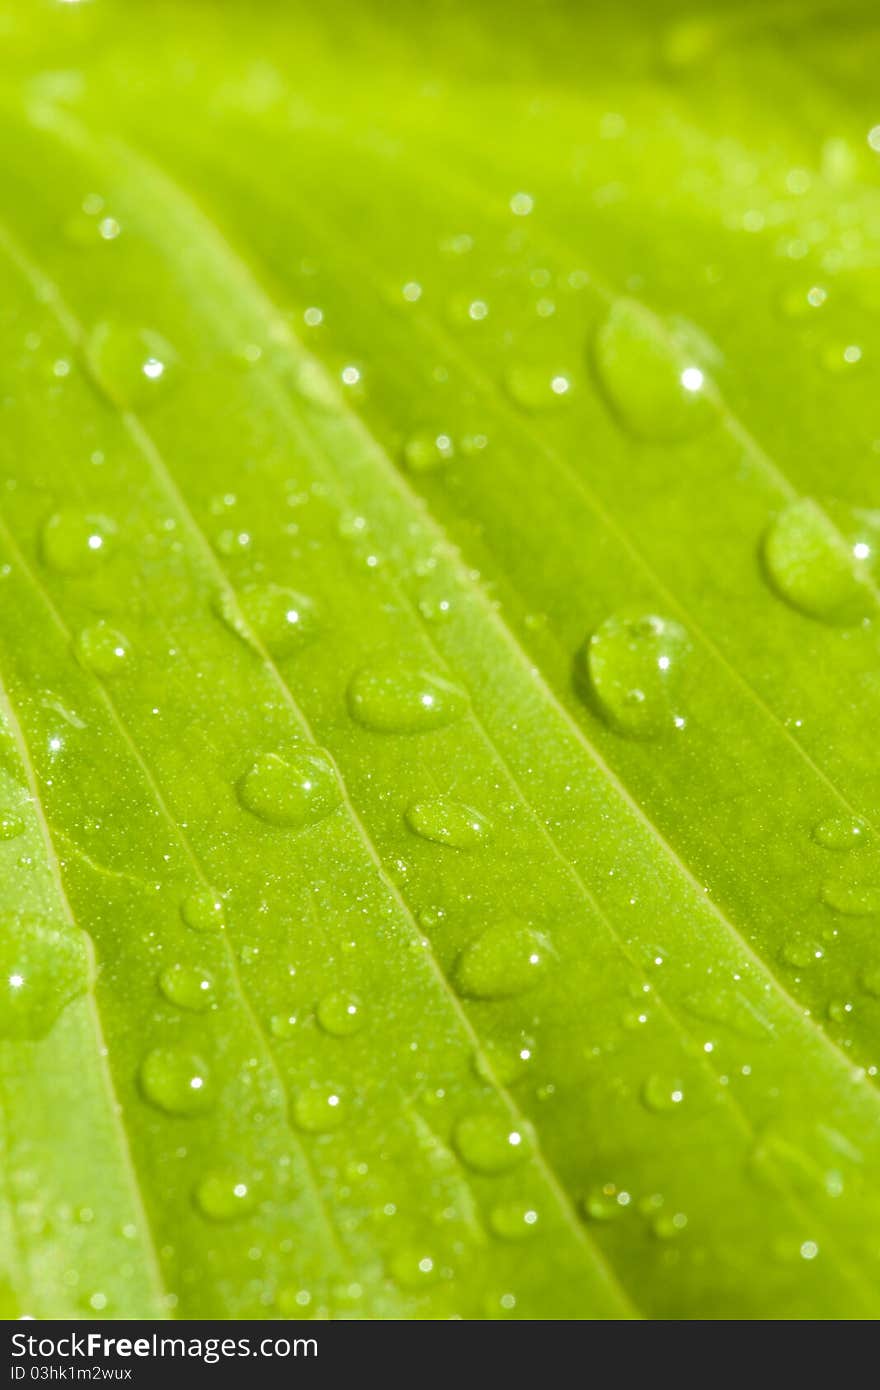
591,299,714,440
489,1201,540,1240
577,611,690,738
389,1248,439,1288
237,750,341,828
403,429,455,473
453,1112,531,1173
158,963,216,1013
41,510,117,576
404,797,492,849
293,1083,347,1132
316,992,364,1036
504,363,574,411
582,1185,629,1222
455,921,552,999
76,622,131,676
85,322,177,410
180,888,225,933
812,817,868,850
194,1170,256,1222
821,879,880,916
641,1074,685,1112
347,664,467,733
0,914,88,1040
0,814,24,841
762,497,880,625
220,583,318,658
139,1048,213,1115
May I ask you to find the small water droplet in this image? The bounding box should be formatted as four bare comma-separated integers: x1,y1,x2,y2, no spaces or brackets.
347,664,467,734
652,1211,688,1239
139,1047,213,1115
489,1202,540,1240
504,364,574,412
316,992,364,1037
405,798,491,849
0,814,24,841
577,612,690,737
456,921,552,999
642,1074,685,1112
453,1112,531,1173
194,1170,256,1222
821,879,880,916
158,963,216,1013
763,497,880,625
781,939,822,968
822,342,863,374
180,889,225,933
85,322,177,410
592,299,714,440
293,1083,347,1132
42,510,116,576
0,914,88,1040
403,430,455,474
389,1248,439,1288
237,750,341,828
582,1185,629,1222
76,622,130,676
813,817,868,851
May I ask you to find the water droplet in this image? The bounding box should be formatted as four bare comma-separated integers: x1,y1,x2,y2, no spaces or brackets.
76,622,130,676
139,1047,213,1115
42,510,116,576
813,817,868,850
504,364,574,411
238,750,341,828
453,1113,531,1174
591,299,714,440
316,992,364,1037
270,1012,298,1038
577,612,690,737
781,939,822,968
763,497,880,625
85,322,177,410
0,914,88,1040
389,1248,439,1288
821,879,880,916
403,430,455,474
294,359,337,410
194,1170,256,1222
489,1202,540,1240
293,1083,346,1132
238,583,317,657
158,963,216,1013
347,664,467,734
822,342,863,374
652,1211,688,1239
582,1185,629,1222
472,1034,536,1086
180,888,225,933
405,798,491,849
456,921,552,999
642,1074,685,1112
0,814,24,841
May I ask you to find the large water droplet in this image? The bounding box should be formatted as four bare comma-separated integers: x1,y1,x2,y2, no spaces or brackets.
577,612,690,738
293,1083,346,1132
42,511,116,576
237,750,341,828
194,1170,256,1222
453,1112,531,1173
85,322,176,410
0,914,88,1040
504,364,574,412
139,1047,213,1115
642,1074,685,1112
403,429,455,474
489,1201,540,1240
316,992,364,1037
821,879,880,916
180,888,225,933
813,817,868,851
76,623,130,676
763,497,880,625
405,798,491,849
216,584,318,658
456,921,552,999
592,299,714,440
158,963,216,1013
347,664,467,734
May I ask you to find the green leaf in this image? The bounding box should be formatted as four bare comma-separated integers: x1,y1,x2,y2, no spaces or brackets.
1,0,880,1319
